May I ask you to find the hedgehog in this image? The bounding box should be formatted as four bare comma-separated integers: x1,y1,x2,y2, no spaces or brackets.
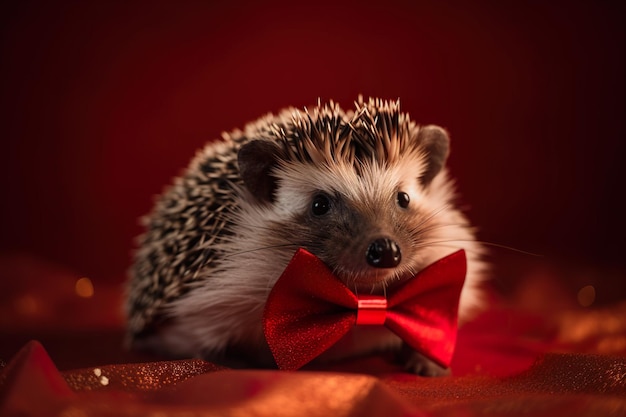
126,97,486,376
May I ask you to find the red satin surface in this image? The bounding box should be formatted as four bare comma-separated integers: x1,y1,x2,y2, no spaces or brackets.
1,341,625,417
263,248,466,370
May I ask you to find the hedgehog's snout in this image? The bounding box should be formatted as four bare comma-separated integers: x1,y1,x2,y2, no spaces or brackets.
365,237,401,268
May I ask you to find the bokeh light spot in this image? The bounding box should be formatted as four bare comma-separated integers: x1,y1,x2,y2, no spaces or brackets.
577,285,596,307
75,277,95,298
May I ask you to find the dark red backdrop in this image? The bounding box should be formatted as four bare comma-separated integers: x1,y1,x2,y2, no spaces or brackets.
1,1,625,303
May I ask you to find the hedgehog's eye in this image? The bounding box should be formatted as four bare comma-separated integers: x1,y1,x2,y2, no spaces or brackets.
311,194,331,216
397,191,410,209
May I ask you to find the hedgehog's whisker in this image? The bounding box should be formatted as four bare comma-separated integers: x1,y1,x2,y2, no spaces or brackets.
222,243,301,259
413,238,542,257
410,217,542,258
473,241,542,257
411,204,453,231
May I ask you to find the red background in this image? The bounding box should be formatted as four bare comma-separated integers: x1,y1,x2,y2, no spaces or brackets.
1,1,624,305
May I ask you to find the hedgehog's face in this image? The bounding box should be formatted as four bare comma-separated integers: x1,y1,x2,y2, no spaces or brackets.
295,184,420,290
237,124,457,293
268,160,447,293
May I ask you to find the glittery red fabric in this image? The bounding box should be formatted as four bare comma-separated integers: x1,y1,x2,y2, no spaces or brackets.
1,341,626,416
263,248,466,369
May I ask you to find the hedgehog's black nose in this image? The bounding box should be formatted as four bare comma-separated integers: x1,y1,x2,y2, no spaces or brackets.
366,238,401,268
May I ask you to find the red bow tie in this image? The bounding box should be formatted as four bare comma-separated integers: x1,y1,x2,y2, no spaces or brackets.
263,248,467,370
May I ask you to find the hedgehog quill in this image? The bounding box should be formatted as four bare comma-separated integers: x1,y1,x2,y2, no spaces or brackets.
126,97,487,375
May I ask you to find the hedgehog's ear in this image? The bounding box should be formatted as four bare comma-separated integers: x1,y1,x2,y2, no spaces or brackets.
237,140,282,204
417,125,450,186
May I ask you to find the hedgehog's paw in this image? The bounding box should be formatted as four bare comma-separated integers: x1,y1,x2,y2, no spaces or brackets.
398,344,450,377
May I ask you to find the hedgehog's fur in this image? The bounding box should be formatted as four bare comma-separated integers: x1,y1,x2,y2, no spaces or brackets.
127,97,487,373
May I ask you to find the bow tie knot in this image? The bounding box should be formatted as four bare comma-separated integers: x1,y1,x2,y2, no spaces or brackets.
356,295,387,325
